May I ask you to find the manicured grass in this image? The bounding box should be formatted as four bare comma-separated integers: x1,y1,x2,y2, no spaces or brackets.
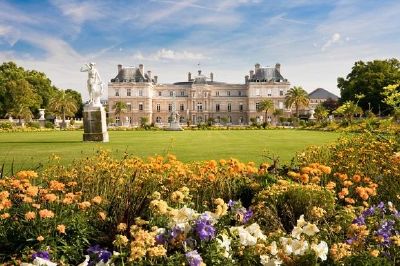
0,129,341,174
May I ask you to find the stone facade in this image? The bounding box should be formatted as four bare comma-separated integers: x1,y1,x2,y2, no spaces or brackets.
108,63,291,126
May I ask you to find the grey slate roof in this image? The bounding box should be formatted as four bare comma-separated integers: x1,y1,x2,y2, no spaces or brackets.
250,67,284,82
309,88,339,100
111,67,151,82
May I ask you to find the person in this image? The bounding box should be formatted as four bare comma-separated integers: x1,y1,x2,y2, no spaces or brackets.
80,62,103,106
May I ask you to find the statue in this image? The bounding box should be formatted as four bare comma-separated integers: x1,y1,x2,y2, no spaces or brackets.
80,62,103,106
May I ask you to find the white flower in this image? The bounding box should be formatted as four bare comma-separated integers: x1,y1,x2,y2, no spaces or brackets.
231,226,257,246
296,214,307,227
270,241,278,256
291,239,309,255
302,223,320,236
311,241,329,261
217,234,232,258
77,255,89,266
170,207,199,226
279,237,293,255
291,225,303,239
260,255,270,266
246,223,267,240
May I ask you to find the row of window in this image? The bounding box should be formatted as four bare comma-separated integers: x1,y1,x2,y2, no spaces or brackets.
255,89,285,97
114,89,249,97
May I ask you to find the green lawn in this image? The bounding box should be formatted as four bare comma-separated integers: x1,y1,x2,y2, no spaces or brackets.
0,130,341,174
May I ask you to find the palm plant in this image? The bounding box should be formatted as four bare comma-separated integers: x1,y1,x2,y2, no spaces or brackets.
258,99,274,123
284,86,310,117
272,109,284,125
48,90,78,129
314,104,329,122
112,101,127,126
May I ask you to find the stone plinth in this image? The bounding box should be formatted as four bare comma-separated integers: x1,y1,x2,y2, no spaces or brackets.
166,121,183,131
83,104,109,142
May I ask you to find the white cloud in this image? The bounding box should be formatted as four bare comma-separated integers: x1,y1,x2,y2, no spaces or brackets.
0,25,19,46
321,33,341,51
50,0,104,24
133,49,208,62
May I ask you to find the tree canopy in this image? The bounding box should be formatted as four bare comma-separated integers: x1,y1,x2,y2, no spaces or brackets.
0,62,83,119
284,86,310,117
338,58,400,115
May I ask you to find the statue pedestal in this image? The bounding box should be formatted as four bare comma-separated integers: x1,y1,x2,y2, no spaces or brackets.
166,121,183,131
83,104,109,142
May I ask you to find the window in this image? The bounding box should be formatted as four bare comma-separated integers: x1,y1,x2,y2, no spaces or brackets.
168,104,172,111
215,91,220,96
180,104,184,111
255,89,260,96
179,116,185,123
278,101,284,109
197,102,203,112
239,103,243,112
228,116,232,123
238,91,242,96
127,103,132,112
279,89,284,96
227,91,231,96
239,116,243,124
170,91,174,97
267,89,272,97
156,103,160,112
127,89,131,96
158,91,162,96
156,117,161,123
115,89,120,96
128,117,132,124
181,91,185,96
116,116,120,124
228,103,232,112
139,103,143,111
216,103,220,112
139,90,143,96
256,102,260,111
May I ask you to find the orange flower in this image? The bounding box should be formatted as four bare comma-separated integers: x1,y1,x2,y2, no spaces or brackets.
326,181,336,191
16,170,38,179
78,201,91,210
352,174,362,183
57,224,66,234
44,193,58,202
67,181,78,187
25,186,39,197
32,203,41,209
117,223,127,232
39,209,55,219
345,198,355,204
98,212,107,220
343,181,353,187
91,196,102,205
0,213,10,219
25,211,36,220
37,235,44,241
207,173,216,182
300,173,309,183
49,180,65,191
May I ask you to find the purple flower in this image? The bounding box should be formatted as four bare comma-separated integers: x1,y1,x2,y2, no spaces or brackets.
228,200,236,208
155,233,166,244
32,251,50,261
376,220,395,246
186,250,203,266
353,215,365,225
87,245,111,264
243,209,253,224
195,214,216,241
377,202,386,212
362,206,375,217
171,226,184,239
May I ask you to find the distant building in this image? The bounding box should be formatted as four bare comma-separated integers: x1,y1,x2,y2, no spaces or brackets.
308,88,339,110
107,63,291,126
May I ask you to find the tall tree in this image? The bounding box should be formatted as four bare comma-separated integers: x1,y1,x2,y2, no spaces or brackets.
321,98,340,114
65,89,83,118
258,99,274,123
112,101,127,126
338,59,400,115
284,86,310,117
48,90,78,129
4,79,41,124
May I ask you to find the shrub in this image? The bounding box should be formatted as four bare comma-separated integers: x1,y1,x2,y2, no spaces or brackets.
0,122,13,129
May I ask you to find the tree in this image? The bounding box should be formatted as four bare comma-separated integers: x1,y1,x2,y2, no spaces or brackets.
321,98,340,114
284,86,310,117
258,99,274,123
48,90,78,129
272,109,284,125
314,104,329,122
112,101,127,126
338,59,400,115
65,89,83,118
4,79,41,125
140,117,149,128
333,101,363,124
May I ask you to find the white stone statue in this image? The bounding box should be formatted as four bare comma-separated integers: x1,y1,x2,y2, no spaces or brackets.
80,62,104,106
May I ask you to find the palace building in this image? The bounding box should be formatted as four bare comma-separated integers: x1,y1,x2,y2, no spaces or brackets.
107,63,291,126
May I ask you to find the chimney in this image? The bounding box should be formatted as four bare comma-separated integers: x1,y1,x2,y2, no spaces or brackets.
188,72,192,81
210,72,214,82
139,64,144,75
154,75,158,83
118,64,122,72
147,70,152,80
245,75,249,84
275,63,281,72
255,63,260,72
250,70,254,79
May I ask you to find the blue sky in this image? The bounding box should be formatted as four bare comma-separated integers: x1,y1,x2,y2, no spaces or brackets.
0,0,399,100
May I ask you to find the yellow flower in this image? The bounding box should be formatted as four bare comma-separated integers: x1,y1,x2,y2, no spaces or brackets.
310,206,326,219
25,211,36,220
370,250,379,257
37,235,44,241
147,245,167,257
117,223,128,232
170,191,185,203
57,224,66,234
113,234,129,247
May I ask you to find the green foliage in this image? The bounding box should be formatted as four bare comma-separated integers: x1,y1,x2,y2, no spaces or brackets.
285,86,310,118
0,122,13,129
338,58,400,115
314,104,329,121
48,90,78,129
333,101,363,125
258,99,274,124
